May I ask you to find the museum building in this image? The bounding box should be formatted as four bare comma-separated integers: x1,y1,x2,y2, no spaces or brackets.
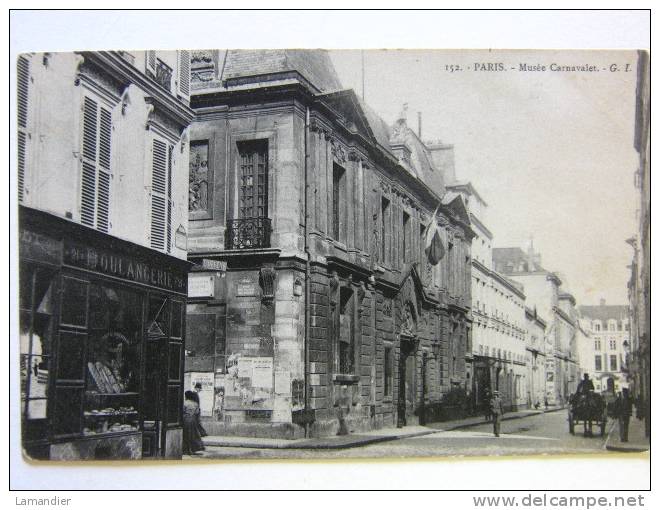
184,50,473,438
18,50,193,459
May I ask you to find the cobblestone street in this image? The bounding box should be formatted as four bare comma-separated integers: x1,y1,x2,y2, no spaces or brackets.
185,409,639,461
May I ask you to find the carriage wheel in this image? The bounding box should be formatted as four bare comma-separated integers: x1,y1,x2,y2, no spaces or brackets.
568,412,575,435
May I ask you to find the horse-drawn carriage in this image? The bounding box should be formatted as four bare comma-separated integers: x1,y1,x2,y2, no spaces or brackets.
568,391,607,437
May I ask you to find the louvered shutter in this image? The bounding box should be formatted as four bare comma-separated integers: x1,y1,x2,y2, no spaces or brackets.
17,56,30,202
150,138,168,251
177,50,190,101
80,96,112,232
146,50,157,76
166,144,173,253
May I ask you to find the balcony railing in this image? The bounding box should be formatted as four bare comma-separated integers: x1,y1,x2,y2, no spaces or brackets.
226,217,272,250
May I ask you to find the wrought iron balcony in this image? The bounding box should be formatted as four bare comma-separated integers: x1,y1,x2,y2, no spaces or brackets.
226,217,271,250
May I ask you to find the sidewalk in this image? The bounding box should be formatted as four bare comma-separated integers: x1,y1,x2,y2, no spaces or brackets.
202,406,564,450
605,416,650,453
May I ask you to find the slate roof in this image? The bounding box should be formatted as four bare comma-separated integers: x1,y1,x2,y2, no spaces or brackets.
578,305,630,321
222,49,343,93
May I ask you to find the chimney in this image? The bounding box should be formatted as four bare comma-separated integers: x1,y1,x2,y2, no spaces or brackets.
600,298,606,307
417,112,422,138
426,141,456,183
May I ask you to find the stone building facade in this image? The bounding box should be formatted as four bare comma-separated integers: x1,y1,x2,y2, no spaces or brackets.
578,302,631,393
183,50,473,438
447,182,527,413
18,50,193,459
493,245,578,406
525,307,547,408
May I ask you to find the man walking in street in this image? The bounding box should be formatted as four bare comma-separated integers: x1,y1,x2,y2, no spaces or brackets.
615,387,633,442
490,390,505,437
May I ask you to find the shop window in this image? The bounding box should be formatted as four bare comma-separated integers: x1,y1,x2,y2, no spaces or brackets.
338,287,355,375
61,277,88,327
84,284,143,435
80,95,113,233
20,266,55,440
384,345,393,397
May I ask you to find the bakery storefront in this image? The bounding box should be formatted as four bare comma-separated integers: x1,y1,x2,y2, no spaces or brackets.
19,207,189,460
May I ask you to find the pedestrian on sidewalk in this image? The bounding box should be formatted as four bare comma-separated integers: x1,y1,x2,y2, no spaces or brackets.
614,388,633,442
183,390,205,455
490,390,505,437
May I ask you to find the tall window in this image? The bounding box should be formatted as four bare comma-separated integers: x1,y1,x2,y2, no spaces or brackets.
80,95,113,233
609,355,617,371
17,55,30,203
338,287,355,375
381,197,390,264
594,339,601,351
594,322,601,332
609,339,617,350
150,137,174,252
237,140,268,219
332,163,345,241
402,211,410,263
384,345,393,397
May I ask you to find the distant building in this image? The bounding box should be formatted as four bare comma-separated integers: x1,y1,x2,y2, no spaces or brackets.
447,181,527,412
578,301,631,393
525,307,547,408
184,50,473,438
17,50,194,459
493,244,579,405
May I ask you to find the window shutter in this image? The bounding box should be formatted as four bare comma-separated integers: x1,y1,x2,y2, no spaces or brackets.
167,144,173,253
97,107,112,232
146,50,157,76
150,138,168,251
80,96,112,232
177,50,190,101
17,56,30,202
80,97,98,227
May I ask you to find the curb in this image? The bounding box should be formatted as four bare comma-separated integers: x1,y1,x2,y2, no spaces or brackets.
440,407,564,431
604,420,650,453
204,429,436,450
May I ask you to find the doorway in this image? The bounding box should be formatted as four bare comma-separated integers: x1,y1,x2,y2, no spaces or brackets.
397,337,417,428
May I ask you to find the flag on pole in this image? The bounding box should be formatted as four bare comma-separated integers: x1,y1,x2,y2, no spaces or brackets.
424,206,445,266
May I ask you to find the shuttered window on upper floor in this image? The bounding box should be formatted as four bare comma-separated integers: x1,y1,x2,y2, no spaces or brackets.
17,55,30,203
177,50,190,101
80,95,112,233
150,137,174,253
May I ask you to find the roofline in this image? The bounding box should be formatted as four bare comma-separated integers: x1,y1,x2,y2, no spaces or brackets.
446,181,489,207
469,213,493,240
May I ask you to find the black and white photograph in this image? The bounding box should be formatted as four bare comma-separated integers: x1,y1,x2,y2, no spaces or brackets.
8,9,651,495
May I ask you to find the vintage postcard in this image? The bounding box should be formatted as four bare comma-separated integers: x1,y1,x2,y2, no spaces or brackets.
15,45,649,468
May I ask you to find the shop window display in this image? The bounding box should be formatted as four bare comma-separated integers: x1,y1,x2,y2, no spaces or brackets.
83,284,143,436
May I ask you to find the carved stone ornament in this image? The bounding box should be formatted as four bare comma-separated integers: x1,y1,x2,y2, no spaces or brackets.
330,138,347,164
329,271,340,307
259,267,276,301
189,140,210,213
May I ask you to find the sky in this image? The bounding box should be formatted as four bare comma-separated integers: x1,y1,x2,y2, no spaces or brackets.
329,50,640,306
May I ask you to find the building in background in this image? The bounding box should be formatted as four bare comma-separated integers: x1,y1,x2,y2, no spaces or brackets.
525,307,547,408
493,244,578,406
578,301,631,393
184,49,473,438
447,181,527,413
628,49,650,438
18,50,193,460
